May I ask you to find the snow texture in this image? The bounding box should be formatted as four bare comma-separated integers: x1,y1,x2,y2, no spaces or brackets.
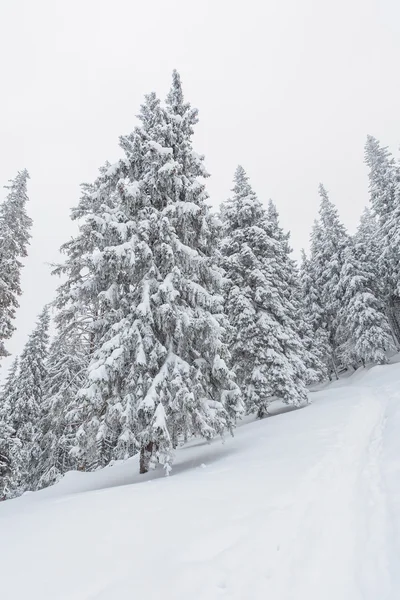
2,358,400,599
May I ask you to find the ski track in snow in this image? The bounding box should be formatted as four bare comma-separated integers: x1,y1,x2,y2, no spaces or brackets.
1,362,400,599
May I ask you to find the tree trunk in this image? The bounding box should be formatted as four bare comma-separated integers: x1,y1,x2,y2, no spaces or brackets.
331,355,339,380
139,442,154,474
171,426,178,450
257,405,269,419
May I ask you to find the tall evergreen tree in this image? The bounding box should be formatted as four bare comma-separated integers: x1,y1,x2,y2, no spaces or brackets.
60,72,241,475
0,419,15,499
51,160,128,475
0,357,21,499
354,208,382,299
220,166,308,418
308,221,336,376
310,185,349,371
0,356,20,419
267,201,326,383
364,136,399,223
54,161,124,343
35,323,89,489
364,136,400,341
8,306,50,492
0,170,32,358
298,250,330,382
337,243,395,366
352,207,400,348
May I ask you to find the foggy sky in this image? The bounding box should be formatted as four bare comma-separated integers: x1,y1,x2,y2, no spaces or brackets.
1,0,399,375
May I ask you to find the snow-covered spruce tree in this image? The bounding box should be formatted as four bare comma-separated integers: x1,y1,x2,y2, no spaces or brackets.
385,195,400,336
54,160,126,342
310,185,349,372
354,208,383,300
0,356,20,419
352,207,400,348
297,249,330,382
364,136,400,341
8,306,50,492
35,321,89,490
0,357,21,499
134,74,242,470
51,159,131,473
267,200,327,384
365,135,399,223
308,220,335,377
336,242,395,366
220,166,308,418
53,161,133,472
0,170,32,359
63,73,242,475
0,419,16,500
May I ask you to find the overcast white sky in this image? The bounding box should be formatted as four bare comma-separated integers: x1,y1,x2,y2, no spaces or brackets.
1,0,399,374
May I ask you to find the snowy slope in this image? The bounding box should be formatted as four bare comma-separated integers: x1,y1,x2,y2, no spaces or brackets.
1,362,400,600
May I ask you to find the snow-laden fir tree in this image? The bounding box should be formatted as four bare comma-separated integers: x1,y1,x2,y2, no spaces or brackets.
299,244,332,380
354,208,383,300
364,136,399,223
0,357,21,499
51,159,130,474
0,170,32,358
7,306,50,492
220,166,308,418
298,249,330,382
267,200,327,384
35,321,89,490
385,194,400,332
0,419,15,500
134,75,243,471
54,160,125,343
60,72,242,475
336,242,395,366
365,136,400,341
54,162,139,472
310,185,349,372
308,220,335,378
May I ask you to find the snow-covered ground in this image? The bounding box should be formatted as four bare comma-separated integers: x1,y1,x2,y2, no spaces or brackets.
1,361,400,600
